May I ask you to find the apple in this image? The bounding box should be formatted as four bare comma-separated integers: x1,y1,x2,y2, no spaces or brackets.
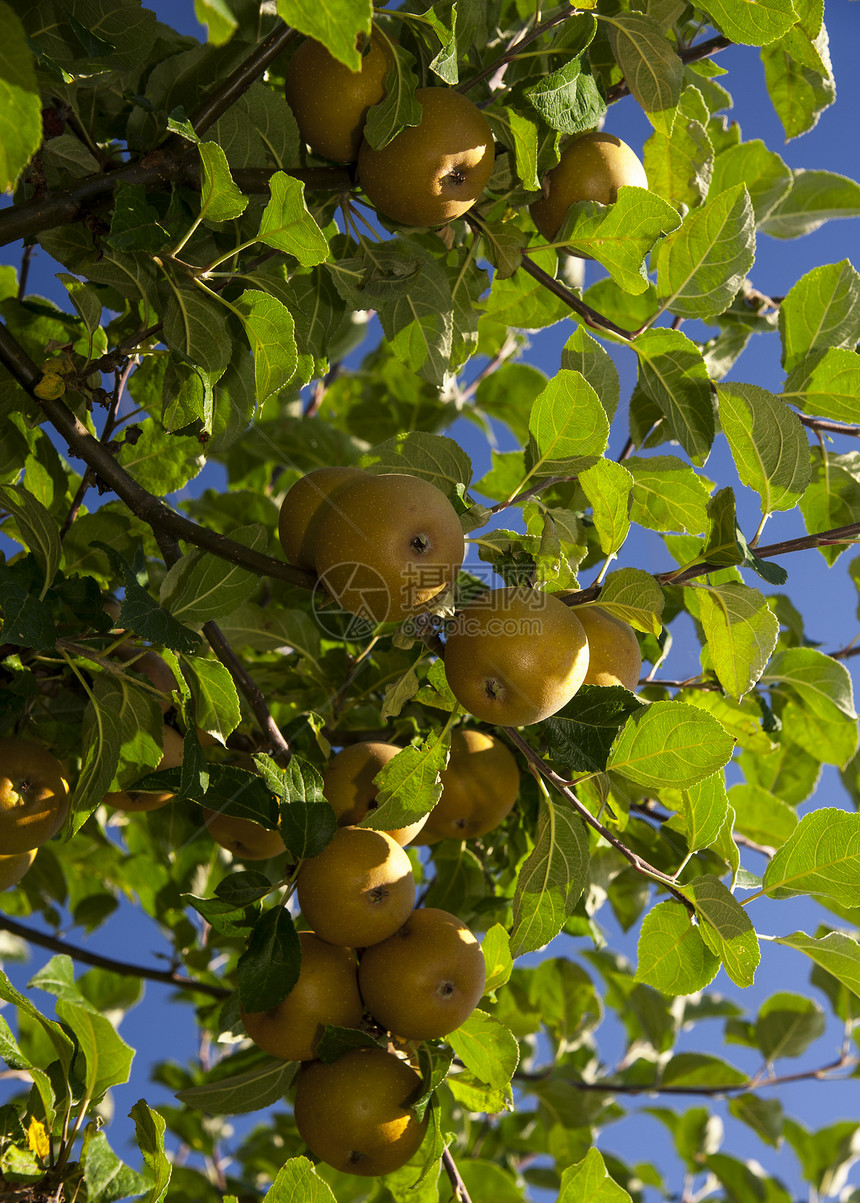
530,130,648,242
357,87,494,227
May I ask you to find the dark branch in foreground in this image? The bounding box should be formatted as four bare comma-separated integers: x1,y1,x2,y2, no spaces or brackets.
442,1147,475,1203
517,254,638,340
0,914,229,999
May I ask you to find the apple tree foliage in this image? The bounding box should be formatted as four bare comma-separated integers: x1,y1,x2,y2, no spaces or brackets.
0,0,859,1200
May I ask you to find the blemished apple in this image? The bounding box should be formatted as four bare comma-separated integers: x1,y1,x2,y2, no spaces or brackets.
357,88,495,227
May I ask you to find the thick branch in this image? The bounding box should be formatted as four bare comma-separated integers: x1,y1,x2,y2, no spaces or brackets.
0,914,229,999
188,22,298,136
0,320,314,589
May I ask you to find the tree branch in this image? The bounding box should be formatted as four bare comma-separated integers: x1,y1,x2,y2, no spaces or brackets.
204,620,291,763
0,913,229,999
797,414,860,439
517,254,638,340
655,521,860,586
187,22,298,137
0,320,314,589
504,728,691,905
442,1147,475,1203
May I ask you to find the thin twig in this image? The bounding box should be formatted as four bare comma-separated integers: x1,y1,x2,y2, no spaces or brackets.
797,415,860,439
0,914,229,999
517,254,638,340
505,728,690,904
442,1147,475,1203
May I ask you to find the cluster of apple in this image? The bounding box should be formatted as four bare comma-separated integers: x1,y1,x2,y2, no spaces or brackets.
237,730,518,1174
283,28,646,239
283,30,495,229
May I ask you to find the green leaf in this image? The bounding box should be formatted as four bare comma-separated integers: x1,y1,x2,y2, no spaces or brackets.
717,383,812,513
755,992,826,1061
487,107,540,193
544,686,646,775
159,524,268,625
362,729,449,834
197,140,248,222
728,1094,785,1148
0,568,58,650
662,1052,747,1087
360,431,472,494
760,169,860,239
257,172,330,264
774,930,860,1000
237,905,302,1013
697,0,798,46
510,797,589,957
82,1131,150,1203
579,460,633,556
643,106,714,212
779,260,860,372
626,455,712,534
761,808,860,905
363,41,421,150
597,566,666,635
727,783,798,849
162,280,231,379
783,347,860,424
701,487,745,567
525,369,609,478
696,582,780,699
607,701,735,789
635,901,720,995
54,1001,134,1101
105,184,168,253
555,188,681,295
559,1146,633,1202
71,678,124,834
194,0,239,45
525,56,605,137
262,1157,337,1203
0,1,42,192
761,9,835,141
129,1100,172,1203
606,14,683,133
236,289,299,402
176,1058,298,1116
710,140,793,224
799,448,860,567
762,646,856,721
631,330,715,465
560,327,620,421
275,0,370,69
0,484,61,599
180,656,241,743
656,184,756,319
681,875,760,987
374,249,455,386
664,771,730,854
482,924,513,993
447,1009,520,1090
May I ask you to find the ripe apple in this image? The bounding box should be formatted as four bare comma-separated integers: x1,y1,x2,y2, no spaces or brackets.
241,932,364,1062
0,849,36,891
294,1046,428,1176
0,739,69,855
416,728,519,843
358,907,485,1040
313,472,465,624
357,87,495,227
443,587,590,726
530,131,648,242
574,605,642,691
278,465,367,572
202,807,286,861
284,30,395,163
323,741,428,845
296,826,415,948
103,724,185,812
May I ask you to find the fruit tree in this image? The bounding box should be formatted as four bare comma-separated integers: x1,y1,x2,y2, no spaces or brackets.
1,1,860,1201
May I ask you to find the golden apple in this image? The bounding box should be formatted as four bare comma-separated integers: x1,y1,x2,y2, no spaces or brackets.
323,741,428,845
530,131,648,242
278,465,367,572
0,739,69,855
